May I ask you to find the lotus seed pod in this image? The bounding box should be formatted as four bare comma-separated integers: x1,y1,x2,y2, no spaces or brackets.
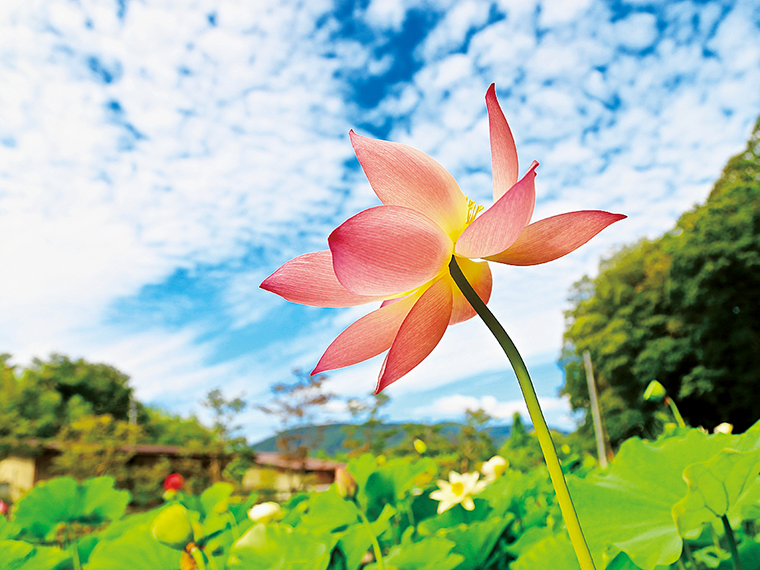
152,504,194,550
413,439,427,454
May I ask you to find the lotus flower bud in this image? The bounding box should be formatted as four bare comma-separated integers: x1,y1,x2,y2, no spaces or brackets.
0,499,8,516
335,467,357,499
152,504,194,549
163,473,184,491
481,455,508,482
643,380,666,402
248,501,283,524
713,422,733,434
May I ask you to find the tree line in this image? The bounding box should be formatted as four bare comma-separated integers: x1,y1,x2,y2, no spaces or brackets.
561,117,760,445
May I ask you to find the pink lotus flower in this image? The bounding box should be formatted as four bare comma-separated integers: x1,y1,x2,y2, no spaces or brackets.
261,85,624,393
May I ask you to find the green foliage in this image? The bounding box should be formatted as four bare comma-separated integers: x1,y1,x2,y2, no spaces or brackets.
0,540,70,570
570,420,760,570
3,421,760,570
13,477,129,541
562,117,760,442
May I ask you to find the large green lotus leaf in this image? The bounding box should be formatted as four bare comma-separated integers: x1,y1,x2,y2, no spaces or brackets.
228,522,336,570
416,498,492,536
504,525,552,557
85,515,179,570
569,429,734,570
200,482,234,516
365,536,464,570
13,477,129,539
78,476,130,522
338,504,395,570
297,486,360,533
673,447,760,535
0,517,19,540
605,551,670,570
13,477,78,538
446,517,513,570
0,540,70,570
510,535,580,570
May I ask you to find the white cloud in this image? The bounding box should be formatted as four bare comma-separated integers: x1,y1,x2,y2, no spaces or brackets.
538,0,593,28
613,12,658,52
3,0,760,443
417,393,574,429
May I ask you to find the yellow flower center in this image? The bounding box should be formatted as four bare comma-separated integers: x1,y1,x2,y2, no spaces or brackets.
451,481,465,496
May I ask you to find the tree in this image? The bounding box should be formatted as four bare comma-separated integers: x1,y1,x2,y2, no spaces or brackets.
201,388,252,482
562,117,760,443
457,408,496,473
342,392,397,456
256,371,335,491
23,354,133,420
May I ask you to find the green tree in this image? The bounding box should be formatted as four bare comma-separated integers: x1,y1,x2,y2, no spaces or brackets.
201,388,253,482
342,392,397,456
562,117,760,443
457,408,496,472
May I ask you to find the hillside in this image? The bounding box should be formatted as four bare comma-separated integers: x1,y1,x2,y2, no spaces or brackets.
251,422,515,456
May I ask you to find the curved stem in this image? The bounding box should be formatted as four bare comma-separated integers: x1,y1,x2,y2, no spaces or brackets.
189,545,208,570
722,514,743,570
356,507,385,570
665,397,686,428
449,256,596,570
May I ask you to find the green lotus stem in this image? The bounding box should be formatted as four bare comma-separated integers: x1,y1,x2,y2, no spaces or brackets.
66,523,81,570
189,545,208,570
449,256,596,570
683,541,698,570
722,514,743,570
665,396,686,428
225,510,240,539
357,507,385,570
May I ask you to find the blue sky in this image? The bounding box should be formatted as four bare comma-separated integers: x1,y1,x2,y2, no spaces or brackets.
1,0,759,441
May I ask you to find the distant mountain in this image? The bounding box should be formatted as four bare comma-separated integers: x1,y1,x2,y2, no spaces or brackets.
251,422,514,457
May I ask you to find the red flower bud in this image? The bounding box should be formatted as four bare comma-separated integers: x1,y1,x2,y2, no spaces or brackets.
163,473,184,491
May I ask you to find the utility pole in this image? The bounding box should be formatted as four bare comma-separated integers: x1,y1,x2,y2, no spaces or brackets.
583,351,607,468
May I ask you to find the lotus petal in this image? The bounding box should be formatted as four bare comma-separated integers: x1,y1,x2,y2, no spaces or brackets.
260,250,383,307
350,130,468,236
330,205,453,296
487,211,626,266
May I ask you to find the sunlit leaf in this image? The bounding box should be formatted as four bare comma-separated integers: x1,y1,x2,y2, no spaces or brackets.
13,477,130,539
228,522,336,570
673,447,760,535
0,540,70,570
338,504,395,570
365,536,463,570
569,429,733,570
297,486,359,533
510,535,580,570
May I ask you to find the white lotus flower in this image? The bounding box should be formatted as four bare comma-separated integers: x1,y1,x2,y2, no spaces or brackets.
429,471,486,514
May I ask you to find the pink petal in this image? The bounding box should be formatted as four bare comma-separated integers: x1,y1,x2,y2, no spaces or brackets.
376,277,453,393
312,293,419,375
260,250,383,307
486,211,627,266
329,205,453,296
350,130,468,236
455,162,538,259
449,258,492,325
486,84,519,201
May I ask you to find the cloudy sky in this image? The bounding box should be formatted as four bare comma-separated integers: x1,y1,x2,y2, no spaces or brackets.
2,0,759,441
